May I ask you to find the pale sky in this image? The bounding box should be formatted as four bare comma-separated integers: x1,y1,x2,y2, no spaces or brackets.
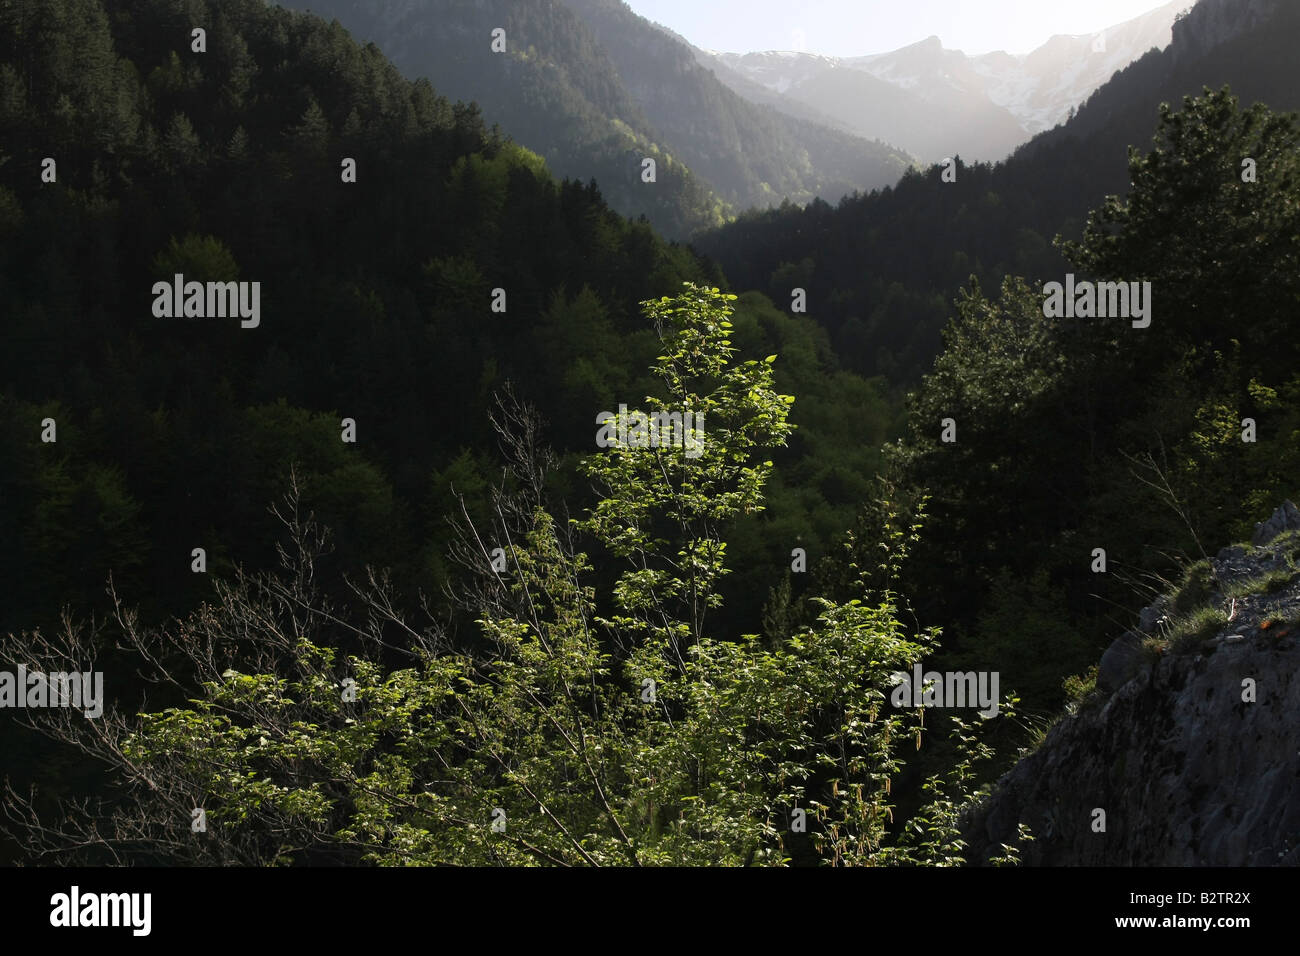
623,0,1181,57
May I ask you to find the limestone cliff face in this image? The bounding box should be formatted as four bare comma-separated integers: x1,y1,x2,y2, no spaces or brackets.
961,505,1300,866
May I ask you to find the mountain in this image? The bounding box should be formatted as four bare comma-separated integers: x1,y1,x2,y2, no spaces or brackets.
0,0,720,636
5,0,1300,873
791,0,1300,756
701,0,1188,162
695,0,1300,382
849,1,1188,140
681,48,864,133
704,42,1027,163
1,0,919,863
284,0,914,238
1028,0,1286,150
0,0,907,713
962,509,1300,865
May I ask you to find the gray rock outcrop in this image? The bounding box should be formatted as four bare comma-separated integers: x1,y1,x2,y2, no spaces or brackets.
1251,499,1300,546
1096,630,1150,693
961,506,1300,865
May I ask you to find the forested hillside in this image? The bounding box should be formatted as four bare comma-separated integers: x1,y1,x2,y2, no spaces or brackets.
0,0,907,861
690,0,1300,739
282,0,915,238
795,85,1300,735
3,0,1300,871
0,0,903,655
695,0,1300,383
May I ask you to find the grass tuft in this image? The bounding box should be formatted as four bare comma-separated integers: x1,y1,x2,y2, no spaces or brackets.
1162,605,1231,654
1168,559,1217,616
1223,567,1294,599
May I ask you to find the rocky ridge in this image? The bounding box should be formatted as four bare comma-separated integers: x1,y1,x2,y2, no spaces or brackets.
961,503,1300,865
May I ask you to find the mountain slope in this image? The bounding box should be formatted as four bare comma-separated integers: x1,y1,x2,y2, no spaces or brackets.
558,0,913,211
685,48,862,134
979,0,1188,135
1026,0,1286,153
0,0,718,632
695,0,1300,381
282,0,914,237
0,0,907,705
0,0,917,864
281,0,726,238
704,1,1186,162
705,44,1025,163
